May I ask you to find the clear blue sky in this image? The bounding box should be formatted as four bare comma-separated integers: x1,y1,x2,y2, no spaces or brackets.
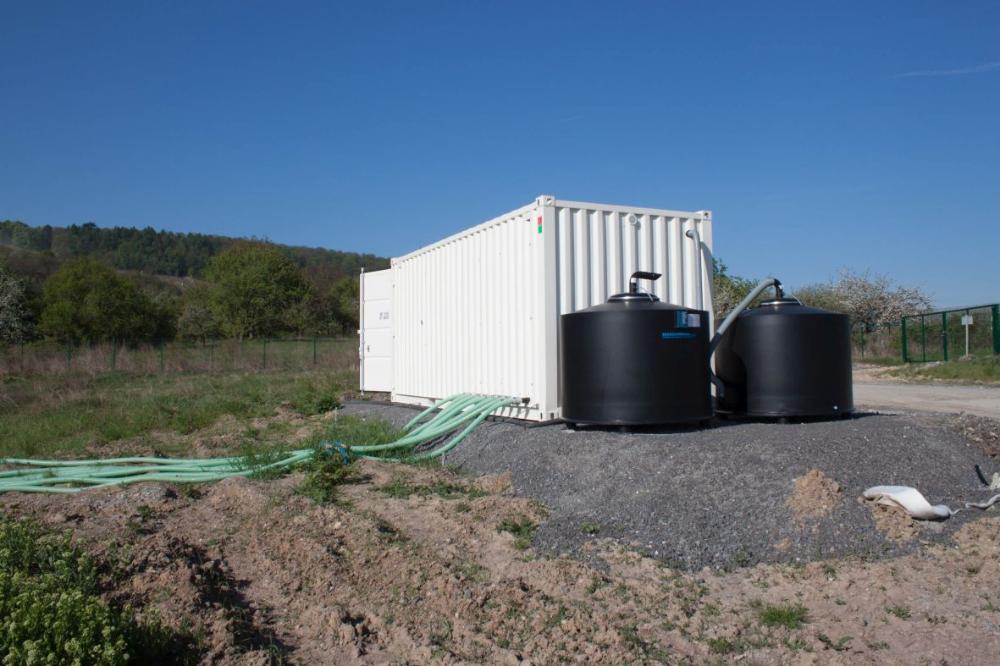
2,1,998,306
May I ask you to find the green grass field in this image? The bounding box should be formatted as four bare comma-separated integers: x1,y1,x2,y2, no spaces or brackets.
0,368,357,458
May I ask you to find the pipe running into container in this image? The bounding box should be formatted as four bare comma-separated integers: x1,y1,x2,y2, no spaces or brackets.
684,226,705,310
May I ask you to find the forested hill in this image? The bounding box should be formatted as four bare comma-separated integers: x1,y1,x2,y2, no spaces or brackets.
0,220,388,290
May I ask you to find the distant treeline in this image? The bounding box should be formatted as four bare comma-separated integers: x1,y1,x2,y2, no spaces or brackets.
0,220,390,346
0,220,387,291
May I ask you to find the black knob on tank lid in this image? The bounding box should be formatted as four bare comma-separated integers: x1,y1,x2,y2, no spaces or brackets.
608,271,662,303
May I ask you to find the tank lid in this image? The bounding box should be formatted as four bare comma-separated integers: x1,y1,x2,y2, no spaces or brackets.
608,291,660,303
758,297,803,307
744,297,845,317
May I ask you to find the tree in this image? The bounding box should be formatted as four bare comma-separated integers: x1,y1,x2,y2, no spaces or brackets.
831,269,930,330
176,285,220,342
205,244,310,339
712,258,765,323
0,264,31,344
790,283,846,313
328,276,359,334
38,258,165,344
792,270,929,330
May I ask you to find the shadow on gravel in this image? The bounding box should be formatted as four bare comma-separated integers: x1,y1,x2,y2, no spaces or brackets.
562,411,882,435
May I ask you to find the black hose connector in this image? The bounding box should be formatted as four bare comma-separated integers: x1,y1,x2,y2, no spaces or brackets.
629,271,662,293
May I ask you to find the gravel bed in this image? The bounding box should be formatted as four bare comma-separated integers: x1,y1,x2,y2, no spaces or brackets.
342,402,997,570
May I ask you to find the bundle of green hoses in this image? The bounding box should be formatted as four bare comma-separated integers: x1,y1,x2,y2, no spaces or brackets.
0,394,514,494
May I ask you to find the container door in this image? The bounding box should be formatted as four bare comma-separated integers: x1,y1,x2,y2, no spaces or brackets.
360,269,393,392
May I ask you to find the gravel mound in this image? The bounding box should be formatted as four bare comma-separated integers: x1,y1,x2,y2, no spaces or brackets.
343,403,996,569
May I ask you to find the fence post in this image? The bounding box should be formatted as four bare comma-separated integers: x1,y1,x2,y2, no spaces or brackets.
993,305,1000,355
901,317,908,362
942,312,948,361
920,315,927,362
313,337,318,366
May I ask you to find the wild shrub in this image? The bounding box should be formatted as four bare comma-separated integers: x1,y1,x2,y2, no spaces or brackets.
0,518,186,664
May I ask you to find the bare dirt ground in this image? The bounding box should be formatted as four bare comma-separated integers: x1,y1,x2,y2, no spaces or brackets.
4,453,1000,664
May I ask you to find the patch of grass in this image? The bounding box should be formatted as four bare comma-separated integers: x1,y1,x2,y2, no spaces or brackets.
0,517,194,664
497,516,537,550
0,369,354,458
726,546,754,570
886,605,911,619
888,356,1000,384
579,521,601,535
296,458,365,505
756,602,810,629
319,414,404,450
707,636,746,655
379,477,485,500
586,576,608,594
619,623,670,661
816,632,853,651
370,516,407,543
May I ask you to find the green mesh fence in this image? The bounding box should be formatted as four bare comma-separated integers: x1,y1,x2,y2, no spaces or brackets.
902,305,1000,363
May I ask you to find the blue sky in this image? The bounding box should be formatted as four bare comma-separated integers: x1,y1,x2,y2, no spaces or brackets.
2,1,998,306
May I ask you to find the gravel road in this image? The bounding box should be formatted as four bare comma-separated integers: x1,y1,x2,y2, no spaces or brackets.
343,402,997,570
854,381,1000,419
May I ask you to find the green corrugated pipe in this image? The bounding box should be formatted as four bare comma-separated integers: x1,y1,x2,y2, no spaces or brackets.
0,393,514,494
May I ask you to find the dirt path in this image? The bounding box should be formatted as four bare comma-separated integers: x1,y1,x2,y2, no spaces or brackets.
854,381,1000,418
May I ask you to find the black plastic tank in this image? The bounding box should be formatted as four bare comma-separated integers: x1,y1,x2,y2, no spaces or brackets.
560,272,712,426
714,297,853,417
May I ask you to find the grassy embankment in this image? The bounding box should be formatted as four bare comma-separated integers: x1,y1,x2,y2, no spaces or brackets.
887,356,1000,384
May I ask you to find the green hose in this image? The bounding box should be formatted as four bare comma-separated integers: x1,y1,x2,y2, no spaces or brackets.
0,393,515,494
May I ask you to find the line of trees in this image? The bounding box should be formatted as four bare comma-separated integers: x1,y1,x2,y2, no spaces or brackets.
0,244,363,346
0,219,385,280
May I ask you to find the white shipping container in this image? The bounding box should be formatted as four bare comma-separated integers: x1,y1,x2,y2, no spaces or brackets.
360,195,714,421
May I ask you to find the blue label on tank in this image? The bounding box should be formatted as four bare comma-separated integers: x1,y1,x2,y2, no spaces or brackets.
661,331,695,340
675,311,687,327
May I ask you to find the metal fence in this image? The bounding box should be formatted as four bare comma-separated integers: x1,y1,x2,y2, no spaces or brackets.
901,305,1000,363
0,337,358,377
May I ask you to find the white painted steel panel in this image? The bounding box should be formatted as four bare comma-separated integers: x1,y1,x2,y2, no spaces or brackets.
368,195,714,421
359,269,393,392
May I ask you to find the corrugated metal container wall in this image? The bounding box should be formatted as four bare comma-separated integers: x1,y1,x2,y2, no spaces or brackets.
550,200,713,315
392,202,548,414
376,196,713,421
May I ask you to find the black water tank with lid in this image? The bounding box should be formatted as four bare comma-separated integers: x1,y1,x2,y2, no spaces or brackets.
560,272,712,426
714,297,853,417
